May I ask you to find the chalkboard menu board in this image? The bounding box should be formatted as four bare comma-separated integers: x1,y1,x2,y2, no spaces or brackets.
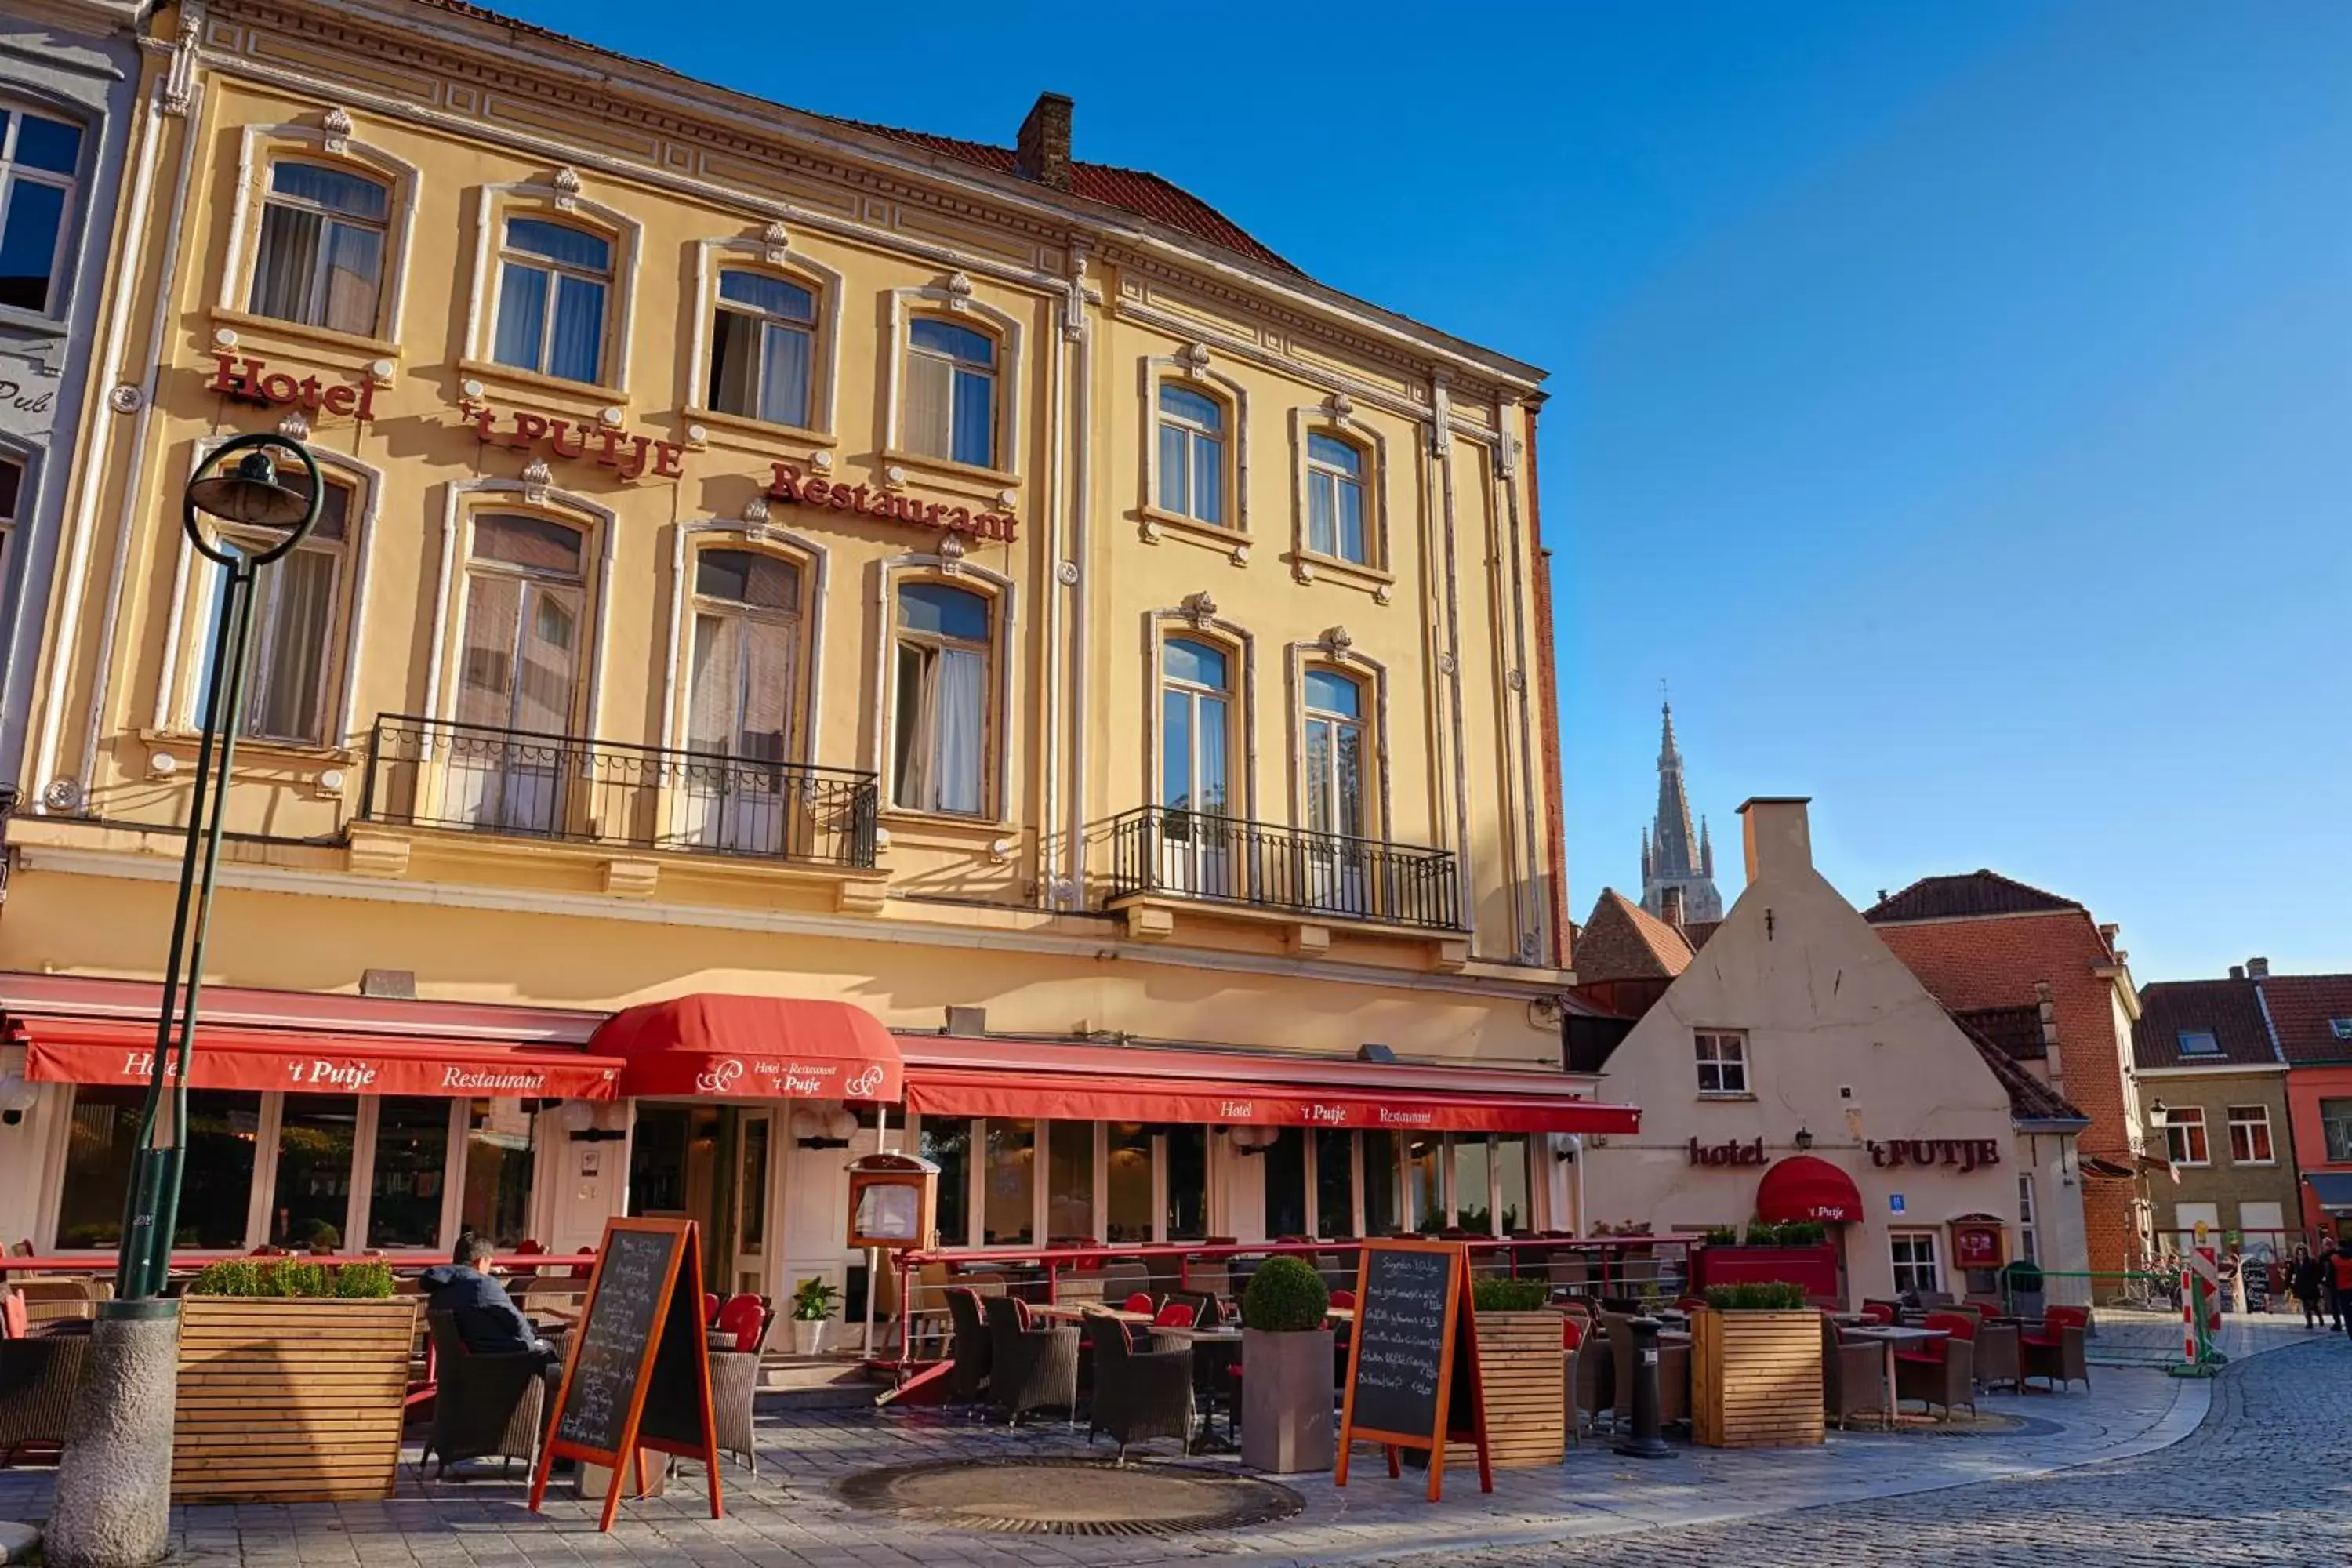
1334,1239,1492,1503
529,1218,723,1530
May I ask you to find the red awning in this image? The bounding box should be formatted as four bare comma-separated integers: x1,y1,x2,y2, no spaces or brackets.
1754,1155,1865,1225
898,1036,1639,1134
11,1015,622,1100
593,994,902,1102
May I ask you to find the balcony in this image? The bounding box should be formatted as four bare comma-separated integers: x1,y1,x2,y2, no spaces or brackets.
358,715,880,871
1101,805,1464,938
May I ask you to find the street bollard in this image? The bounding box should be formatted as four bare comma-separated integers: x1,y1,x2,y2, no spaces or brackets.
1612,1314,1673,1459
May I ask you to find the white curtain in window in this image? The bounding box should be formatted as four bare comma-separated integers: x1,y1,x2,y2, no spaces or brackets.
934,648,985,815
1308,474,1335,557
321,224,383,336
761,325,812,427
246,548,336,741
492,267,547,370
904,354,953,458
250,206,322,323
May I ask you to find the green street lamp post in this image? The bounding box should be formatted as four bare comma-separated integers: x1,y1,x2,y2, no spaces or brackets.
49,433,322,1568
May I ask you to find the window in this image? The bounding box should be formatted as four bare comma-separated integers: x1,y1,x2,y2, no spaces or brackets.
2331,1018,2352,1041
982,1118,1035,1246
0,456,19,586
1264,1127,1308,1240
367,1096,450,1248
707,270,815,427
1302,669,1367,839
459,1098,535,1248
1695,1030,1748,1095
1889,1230,1940,1296
1105,1122,1154,1244
1161,637,1231,816
1046,1120,1093,1240
0,107,82,315
1163,1127,1207,1241
684,549,801,854
189,474,352,744
2176,1029,2221,1057
249,161,387,335
891,581,990,815
1454,1136,1493,1232
454,514,587,832
1305,433,1367,564
2163,1105,2209,1167
2228,1105,2275,1164
270,1094,359,1249
2017,1174,2038,1265
1494,1134,1532,1236
56,1087,258,1250
902,318,996,467
492,217,610,383
2325,1100,2352,1165
1314,1127,1354,1240
1407,1134,1443,1233
1362,1130,1403,1237
920,1115,972,1247
1156,383,1225,524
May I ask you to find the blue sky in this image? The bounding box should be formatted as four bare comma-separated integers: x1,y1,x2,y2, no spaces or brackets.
505,1,2350,980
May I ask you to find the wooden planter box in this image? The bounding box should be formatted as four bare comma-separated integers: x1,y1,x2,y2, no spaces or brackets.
172,1297,419,1503
1690,1308,1823,1449
1470,1311,1564,1468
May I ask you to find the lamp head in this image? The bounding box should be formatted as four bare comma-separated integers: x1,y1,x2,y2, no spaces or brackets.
1794,1126,1814,1152
187,448,314,530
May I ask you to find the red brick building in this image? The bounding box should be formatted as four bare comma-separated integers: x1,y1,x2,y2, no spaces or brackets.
2256,971,2352,1237
1864,872,2151,1290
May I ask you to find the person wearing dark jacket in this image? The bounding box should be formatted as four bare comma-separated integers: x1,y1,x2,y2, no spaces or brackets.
419,1232,557,1370
2291,1246,2325,1329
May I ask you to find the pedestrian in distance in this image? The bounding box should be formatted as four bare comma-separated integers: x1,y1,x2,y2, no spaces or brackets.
2329,1242,2352,1336
2290,1245,2324,1330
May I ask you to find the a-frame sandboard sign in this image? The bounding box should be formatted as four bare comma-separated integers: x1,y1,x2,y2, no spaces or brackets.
1334,1238,1492,1502
528,1217,725,1530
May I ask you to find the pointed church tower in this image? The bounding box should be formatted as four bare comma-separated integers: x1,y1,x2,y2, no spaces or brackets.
1639,702,1724,922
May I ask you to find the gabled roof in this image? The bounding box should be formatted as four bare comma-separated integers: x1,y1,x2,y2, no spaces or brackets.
1863,870,2082,924
1955,1004,2046,1062
2133,979,2280,1070
1951,1016,2089,1127
1573,889,1694,984
2256,975,2352,1065
1682,920,1724,953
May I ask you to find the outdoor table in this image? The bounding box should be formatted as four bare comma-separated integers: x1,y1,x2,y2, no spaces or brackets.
1843,1324,1950,1428
1150,1325,1243,1452
1029,1303,1152,1325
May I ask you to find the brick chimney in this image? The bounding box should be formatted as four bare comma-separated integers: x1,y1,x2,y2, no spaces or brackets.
1737,797,1813,887
2248,956,2270,979
1658,886,1685,928
1016,93,1073,192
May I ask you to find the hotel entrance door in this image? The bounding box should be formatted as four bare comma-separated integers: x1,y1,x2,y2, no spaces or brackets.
628,1102,777,1298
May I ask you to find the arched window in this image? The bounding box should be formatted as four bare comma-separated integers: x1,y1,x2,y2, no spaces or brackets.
249,160,389,335
903,318,996,468
892,580,992,815
492,218,611,383
1301,668,1367,840
1305,434,1368,564
1156,384,1225,525
453,514,587,832
683,547,803,854
707,270,815,427
187,470,354,746
0,105,82,315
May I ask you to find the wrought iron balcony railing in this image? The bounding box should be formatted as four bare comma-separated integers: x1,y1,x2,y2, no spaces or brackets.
358,715,879,869
1102,805,1463,931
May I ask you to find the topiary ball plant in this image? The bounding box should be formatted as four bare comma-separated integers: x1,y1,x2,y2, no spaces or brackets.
1241,1255,1330,1332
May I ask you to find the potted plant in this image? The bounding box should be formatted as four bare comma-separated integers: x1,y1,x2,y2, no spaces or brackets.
1689,1281,1823,1449
2001,1258,2046,1320
173,1257,413,1503
1469,1276,1564,1467
789,1275,841,1356
1239,1254,1333,1474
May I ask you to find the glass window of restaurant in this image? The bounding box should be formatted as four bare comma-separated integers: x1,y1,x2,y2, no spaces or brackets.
270,1095,359,1249
983,1119,1035,1245
1314,1128,1354,1239
53,1087,261,1250
462,1098,537,1247
916,1116,1216,1247
1363,1131,1403,1236
1406,1134,1444,1233
1263,1128,1308,1240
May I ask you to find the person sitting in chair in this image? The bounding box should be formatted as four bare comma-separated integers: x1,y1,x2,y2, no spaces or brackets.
420,1232,559,1373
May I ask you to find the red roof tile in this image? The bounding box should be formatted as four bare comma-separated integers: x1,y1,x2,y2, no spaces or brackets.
2256,974,2352,1065
1952,1015,2089,1125
2132,978,2280,1070
1864,871,2083,924
1572,890,1694,984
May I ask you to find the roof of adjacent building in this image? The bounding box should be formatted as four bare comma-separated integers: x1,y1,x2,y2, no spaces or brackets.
1951,1016,2091,1126
2132,978,2280,1069
2256,974,2352,1065
1681,920,1725,953
1863,870,2084,924
1955,1003,2047,1062
1573,889,1694,983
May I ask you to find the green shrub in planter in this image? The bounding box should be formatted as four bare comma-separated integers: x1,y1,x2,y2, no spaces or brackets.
1702,1281,1809,1312
1740,1218,1827,1247
189,1258,264,1297
1471,1276,1550,1312
1700,1225,1740,1247
1242,1256,1329,1331
334,1261,396,1298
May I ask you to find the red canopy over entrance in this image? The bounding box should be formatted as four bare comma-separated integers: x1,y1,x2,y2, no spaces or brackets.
593,995,903,1101
898,1036,1639,1134
1754,1154,1865,1225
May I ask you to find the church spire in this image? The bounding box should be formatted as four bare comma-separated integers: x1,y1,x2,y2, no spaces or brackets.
1639,698,1724,923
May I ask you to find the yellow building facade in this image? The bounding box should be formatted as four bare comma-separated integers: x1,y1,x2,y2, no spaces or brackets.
0,0,1615,1304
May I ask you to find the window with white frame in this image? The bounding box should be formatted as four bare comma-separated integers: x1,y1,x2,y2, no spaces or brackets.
1305,432,1368,564
1301,668,1367,840
0,456,19,585
891,581,990,815
0,105,83,315
2325,1099,2352,1163
2163,1105,2209,1167
453,514,588,833
683,548,803,855
1694,1029,1748,1095
248,160,388,336
187,473,354,745
1156,383,1225,524
706,270,815,427
492,217,611,383
2227,1105,2274,1164
1890,1230,1940,1296
902,318,996,468
2017,1173,2038,1265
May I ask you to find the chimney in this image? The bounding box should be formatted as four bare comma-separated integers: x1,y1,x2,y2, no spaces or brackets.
1016,92,1073,192
2230,965,2245,982
1737,797,1813,887
2247,956,2270,979
1658,886,1685,928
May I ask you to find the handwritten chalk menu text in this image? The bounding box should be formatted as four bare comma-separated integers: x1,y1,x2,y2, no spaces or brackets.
1334,1239,1492,1503
529,1218,723,1530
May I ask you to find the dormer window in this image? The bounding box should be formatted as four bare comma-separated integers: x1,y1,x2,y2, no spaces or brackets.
2176,1029,2221,1057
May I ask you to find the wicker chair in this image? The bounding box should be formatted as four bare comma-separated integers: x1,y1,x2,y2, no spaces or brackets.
418,1310,546,1479
983,1296,1080,1427
1820,1316,1889,1430
1971,1318,2023,1394
707,1348,761,1472
0,1320,89,1465
1893,1313,1976,1421
1084,1316,1194,1461
943,1287,993,1410
2020,1306,2089,1392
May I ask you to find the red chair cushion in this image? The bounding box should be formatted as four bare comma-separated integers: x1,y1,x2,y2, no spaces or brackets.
1923,1311,1976,1341
1122,1293,1156,1314
702,1292,721,1326
1153,1301,1199,1329
1330,1290,1356,1309
716,1293,764,1354
1561,1317,1583,1350
1893,1346,1944,1366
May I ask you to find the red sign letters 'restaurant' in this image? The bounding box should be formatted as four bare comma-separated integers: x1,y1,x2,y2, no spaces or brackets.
767,463,1018,543
208,353,376,419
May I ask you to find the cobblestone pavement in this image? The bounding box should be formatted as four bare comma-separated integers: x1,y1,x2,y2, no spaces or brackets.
0,1312,2319,1566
